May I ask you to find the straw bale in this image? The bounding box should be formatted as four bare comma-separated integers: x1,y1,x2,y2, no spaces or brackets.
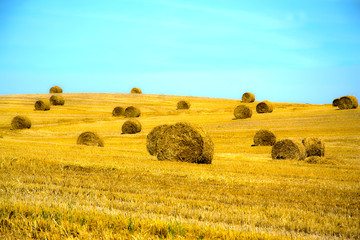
156,122,214,164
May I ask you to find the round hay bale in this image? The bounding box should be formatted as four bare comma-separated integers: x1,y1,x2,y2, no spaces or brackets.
124,106,141,118
112,106,125,117
177,100,191,110
131,87,142,94
34,99,51,111
332,98,339,107
122,119,142,134
338,95,358,109
242,92,255,103
156,122,214,164
256,101,273,113
77,132,104,147
49,86,63,93
50,95,65,105
271,139,306,160
234,105,252,119
253,129,276,146
11,115,31,129
302,137,325,157
146,124,169,156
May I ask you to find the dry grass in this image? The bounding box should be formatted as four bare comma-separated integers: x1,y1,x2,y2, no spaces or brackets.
0,93,359,239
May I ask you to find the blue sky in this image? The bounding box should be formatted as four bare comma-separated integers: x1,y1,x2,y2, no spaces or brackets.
1,0,359,104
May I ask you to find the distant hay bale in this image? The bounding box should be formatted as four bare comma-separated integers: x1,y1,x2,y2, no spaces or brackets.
156,122,214,164
271,139,306,160
50,95,65,105
122,119,142,134
146,124,169,156
177,100,191,110
242,92,255,103
131,87,142,94
50,86,63,93
234,105,252,119
77,131,104,147
338,95,358,109
124,106,141,118
253,129,276,146
332,98,339,107
11,115,31,129
302,137,325,157
256,101,273,113
112,106,125,117
34,99,51,111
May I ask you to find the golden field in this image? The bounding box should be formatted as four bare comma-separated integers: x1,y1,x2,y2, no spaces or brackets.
0,93,359,239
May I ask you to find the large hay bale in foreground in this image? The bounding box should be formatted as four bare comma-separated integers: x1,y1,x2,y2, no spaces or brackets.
256,101,273,113
302,137,325,157
122,119,142,134
131,87,142,94
156,122,214,164
50,95,65,105
253,129,276,146
146,124,169,156
50,86,63,93
77,132,104,147
11,115,31,129
124,106,141,118
242,92,255,103
112,106,125,117
35,99,51,111
177,100,191,110
332,98,340,107
338,95,358,109
234,105,252,119
271,139,306,160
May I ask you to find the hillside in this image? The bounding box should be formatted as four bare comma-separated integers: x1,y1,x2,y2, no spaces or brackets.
1,93,359,239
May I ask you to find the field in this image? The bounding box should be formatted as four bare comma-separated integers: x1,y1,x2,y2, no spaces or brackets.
0,93,359,239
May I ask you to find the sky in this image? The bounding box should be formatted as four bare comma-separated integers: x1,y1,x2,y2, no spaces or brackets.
0,0,360,104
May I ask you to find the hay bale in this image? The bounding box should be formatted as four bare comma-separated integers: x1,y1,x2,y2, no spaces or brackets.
122,119,142,134
34,99,51,111
242,92,255,103
124,106,141,118
146,124,169,156
11,115,31,129
338,95,358,109
256,101,273,113
332,98,339,107
253,129,276,146
177,100,191,110
156,122,214,164
77,131,104,147
302,137,325,157
234,105,252,119
131,87,142,94
112,106,125,117
50,86,63,93
271,139,306,160
50,95,65,105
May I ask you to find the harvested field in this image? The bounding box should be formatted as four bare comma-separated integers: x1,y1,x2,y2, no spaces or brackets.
0,93,359,239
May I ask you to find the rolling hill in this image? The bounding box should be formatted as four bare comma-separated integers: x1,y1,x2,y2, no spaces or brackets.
1,93,359,239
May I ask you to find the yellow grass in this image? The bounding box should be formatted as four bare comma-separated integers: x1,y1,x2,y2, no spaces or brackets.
0,93,359,239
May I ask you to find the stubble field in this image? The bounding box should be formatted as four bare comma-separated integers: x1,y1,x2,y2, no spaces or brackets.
0,93,359,239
